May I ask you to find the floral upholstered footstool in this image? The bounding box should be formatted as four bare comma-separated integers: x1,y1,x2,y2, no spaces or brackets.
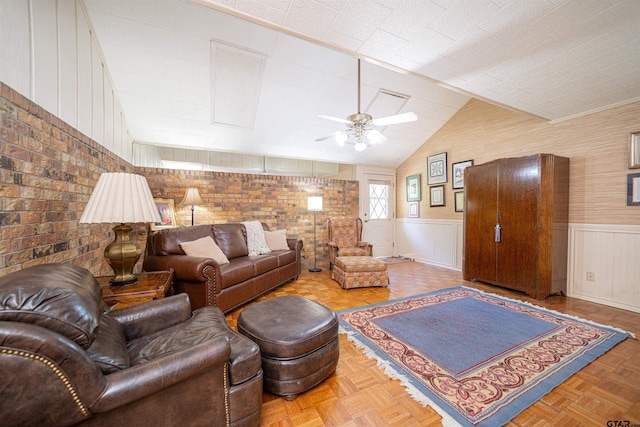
331,256,389,289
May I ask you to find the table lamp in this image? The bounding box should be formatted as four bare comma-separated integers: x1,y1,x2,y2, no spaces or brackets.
80,172,161,285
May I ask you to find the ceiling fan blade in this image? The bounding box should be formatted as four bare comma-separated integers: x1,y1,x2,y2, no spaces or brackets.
315,131,344,142
371,112,417,127
318,114,352,125
367,129,389,144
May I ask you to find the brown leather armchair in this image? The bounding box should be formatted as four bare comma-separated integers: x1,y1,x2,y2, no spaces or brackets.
0,263,262,427
327,217,373,270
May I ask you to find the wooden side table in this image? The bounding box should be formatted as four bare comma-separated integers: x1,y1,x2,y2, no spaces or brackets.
96,270,174,310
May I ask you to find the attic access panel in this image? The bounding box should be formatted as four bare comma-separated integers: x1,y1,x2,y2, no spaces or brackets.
211,41,266,129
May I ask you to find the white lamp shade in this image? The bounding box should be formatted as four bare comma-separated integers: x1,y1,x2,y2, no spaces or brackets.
180,188,205,205
307,196,323,211
79,172,161,224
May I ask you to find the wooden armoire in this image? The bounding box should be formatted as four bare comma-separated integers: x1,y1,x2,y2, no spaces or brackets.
463,154,570,299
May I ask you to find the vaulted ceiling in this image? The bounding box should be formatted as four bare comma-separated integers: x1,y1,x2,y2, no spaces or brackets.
84,0,640,168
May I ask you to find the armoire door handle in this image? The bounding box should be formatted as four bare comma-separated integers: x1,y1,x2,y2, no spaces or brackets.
494,224,501,242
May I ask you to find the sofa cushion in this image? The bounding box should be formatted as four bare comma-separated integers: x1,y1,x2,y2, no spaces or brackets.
213,224,249,260
264,229,289,251
0,263,102,349
87,314,130,373
180,236,230,265
272,250,296,267
149,224,214,256
250,255,279,276
219,259,255,289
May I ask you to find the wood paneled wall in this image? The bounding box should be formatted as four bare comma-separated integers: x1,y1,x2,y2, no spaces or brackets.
396,98,640,226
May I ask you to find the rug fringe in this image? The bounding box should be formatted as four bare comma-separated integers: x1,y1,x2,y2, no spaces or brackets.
339,327,462,427
460,285,636,339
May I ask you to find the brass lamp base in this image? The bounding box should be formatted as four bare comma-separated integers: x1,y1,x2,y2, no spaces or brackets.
105,223,141,285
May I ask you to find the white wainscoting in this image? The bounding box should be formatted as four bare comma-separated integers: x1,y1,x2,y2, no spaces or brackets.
395,218,464,271
395,219,640,313
568,223,640,313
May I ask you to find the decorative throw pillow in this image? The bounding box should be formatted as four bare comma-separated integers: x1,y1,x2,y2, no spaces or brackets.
180,236,230,265
242,221,271,256
264,229,289,251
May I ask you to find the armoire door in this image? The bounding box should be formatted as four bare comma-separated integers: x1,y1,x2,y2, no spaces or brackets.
463,161,498,283
495,156,540,292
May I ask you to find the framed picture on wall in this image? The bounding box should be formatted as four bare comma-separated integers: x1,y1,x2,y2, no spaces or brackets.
452,160,473,189
151,198,177,230
427,152,447,185
454,191,464,212
430,185,445,207
630,132,640,168
409,202,419,218
406,174,421,201
628,173,640,206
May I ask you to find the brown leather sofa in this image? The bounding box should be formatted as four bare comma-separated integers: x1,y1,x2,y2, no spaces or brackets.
143,223,303,313
0,263,263,427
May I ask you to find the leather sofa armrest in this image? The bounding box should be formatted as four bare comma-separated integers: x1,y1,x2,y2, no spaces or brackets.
287,237,303,252
143,255,221,282
90,336,231,413
108,294,192,340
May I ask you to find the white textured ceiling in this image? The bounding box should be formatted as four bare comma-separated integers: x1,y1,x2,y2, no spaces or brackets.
84,0,640,168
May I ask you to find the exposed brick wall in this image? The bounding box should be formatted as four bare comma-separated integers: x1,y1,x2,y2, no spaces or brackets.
0,82,135,277
0,82,359,277
140,168,359,270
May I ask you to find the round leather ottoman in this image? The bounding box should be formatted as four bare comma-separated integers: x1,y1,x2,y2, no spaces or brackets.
237,296,339,400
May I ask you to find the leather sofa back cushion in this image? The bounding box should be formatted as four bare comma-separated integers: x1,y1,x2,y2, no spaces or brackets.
87,314,130,373
150,224,214,256
213,224,249,260
0,263,102,349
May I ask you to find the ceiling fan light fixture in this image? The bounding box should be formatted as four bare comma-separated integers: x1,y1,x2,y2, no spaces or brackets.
315,58,417,152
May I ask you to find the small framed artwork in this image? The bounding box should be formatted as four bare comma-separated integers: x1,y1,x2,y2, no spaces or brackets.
630,132,640,169
452,160,473,189
427,152,447,185
152,198,177,230
430,185,445,207
406,174,421,202
628,173,640,206
409,202,419,218
454,191,464,212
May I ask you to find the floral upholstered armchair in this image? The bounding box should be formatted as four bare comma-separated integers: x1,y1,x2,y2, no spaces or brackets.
327,217,373,270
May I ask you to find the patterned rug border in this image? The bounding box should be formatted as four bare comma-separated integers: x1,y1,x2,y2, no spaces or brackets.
337,286,633,427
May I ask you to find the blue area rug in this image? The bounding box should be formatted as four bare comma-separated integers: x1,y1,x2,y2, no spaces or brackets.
338,286,629,427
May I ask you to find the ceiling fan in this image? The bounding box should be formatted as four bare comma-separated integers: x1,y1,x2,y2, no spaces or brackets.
315,58,417,151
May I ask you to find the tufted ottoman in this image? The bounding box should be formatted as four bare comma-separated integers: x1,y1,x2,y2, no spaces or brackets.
332,256,389,289
237,296,339,400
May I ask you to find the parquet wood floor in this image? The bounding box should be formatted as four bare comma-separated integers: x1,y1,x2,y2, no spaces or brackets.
225,262,640,426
